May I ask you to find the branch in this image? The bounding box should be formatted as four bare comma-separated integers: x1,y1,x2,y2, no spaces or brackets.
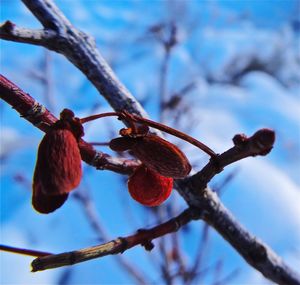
1,1,299,283
174,188,300,285
0,75,139,174
1,0,147,118
0,21,55,46
177,130,275,200
31,208,196,271
28,190,300,285
1,74,299,284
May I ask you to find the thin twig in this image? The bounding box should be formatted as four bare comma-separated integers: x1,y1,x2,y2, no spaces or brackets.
31,208,196,271
0,244,51,257
176,129,275,201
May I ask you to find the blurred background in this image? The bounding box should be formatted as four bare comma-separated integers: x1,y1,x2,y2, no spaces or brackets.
1,0,300,284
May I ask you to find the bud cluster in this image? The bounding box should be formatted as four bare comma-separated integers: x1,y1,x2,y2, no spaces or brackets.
32,109,213,213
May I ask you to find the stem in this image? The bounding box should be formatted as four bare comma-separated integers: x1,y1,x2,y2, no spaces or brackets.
80,112,119,124
0,244,52,257
80,111,216,157
129,114,217,157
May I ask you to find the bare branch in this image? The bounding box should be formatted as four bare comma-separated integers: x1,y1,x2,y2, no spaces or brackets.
1,1,299,283
177,129,275,199
1,0,148,118
0,21,54,46
31,208,195,272
174,188,300,285
22,0,72,31
0,245,51,257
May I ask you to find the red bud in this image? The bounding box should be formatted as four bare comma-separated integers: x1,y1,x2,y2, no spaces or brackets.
128,165,173,207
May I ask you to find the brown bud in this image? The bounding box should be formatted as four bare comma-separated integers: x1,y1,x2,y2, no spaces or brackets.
250,128,275,155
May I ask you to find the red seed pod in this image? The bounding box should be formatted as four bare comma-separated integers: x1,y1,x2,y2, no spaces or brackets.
110,134,191,178
32,166,69,214
128,165,173,207
32,109,83,213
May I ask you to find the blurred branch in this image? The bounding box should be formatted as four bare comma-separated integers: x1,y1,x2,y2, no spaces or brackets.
73,190,148,285
31,188,300,285
154,21,179,284
186,223,211,285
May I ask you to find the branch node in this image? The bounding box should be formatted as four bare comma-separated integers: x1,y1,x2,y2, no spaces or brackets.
91,152,109,169
141,240,154,251
20,101,48,127
188,206,201,220
232,133,248,146
2,20,16,32
136,229,155,251
118,237,129,254
209,154,223,174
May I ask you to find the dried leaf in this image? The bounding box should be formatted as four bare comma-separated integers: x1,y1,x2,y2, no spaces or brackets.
132,134,191,178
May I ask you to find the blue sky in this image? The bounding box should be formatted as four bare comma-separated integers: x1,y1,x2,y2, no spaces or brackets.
1,1,300,284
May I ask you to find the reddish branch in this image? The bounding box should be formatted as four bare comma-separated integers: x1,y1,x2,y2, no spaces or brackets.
0,75,139,174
